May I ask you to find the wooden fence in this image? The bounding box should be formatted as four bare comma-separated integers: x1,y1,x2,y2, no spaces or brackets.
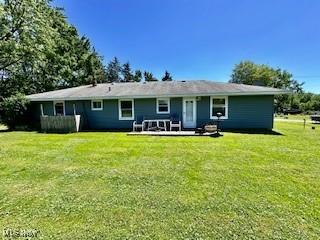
40,115,81,133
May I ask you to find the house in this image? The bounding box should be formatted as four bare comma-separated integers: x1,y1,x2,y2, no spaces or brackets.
27,80,287,131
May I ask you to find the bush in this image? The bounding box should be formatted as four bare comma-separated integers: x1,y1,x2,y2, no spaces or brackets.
0,94,30,129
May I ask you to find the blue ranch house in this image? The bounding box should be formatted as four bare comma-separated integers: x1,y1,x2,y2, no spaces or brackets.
27,80,287,132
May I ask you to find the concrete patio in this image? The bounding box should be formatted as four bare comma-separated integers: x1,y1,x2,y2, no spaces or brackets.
127,131,215,136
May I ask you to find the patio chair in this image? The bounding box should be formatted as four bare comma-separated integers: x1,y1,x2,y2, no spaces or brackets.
170,113,181,131
133,115,144,132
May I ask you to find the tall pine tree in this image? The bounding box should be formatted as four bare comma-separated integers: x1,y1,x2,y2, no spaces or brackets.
122,62,134,82
106,57,122,82
133,70,142,82
161,71,173,81
144,71,157,81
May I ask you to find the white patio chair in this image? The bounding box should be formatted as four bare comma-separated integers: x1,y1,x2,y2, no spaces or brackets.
132,116,144,132
170,113,181,131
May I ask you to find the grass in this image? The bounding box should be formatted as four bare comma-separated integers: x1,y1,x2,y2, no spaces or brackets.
275,114,311,121
0,122,319,239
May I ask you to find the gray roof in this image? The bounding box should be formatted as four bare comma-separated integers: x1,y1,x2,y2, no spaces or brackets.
27,80,288,101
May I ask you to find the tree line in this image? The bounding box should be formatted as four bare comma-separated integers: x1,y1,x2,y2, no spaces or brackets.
229,61,320,113
104,57,172,83
0,0,173,101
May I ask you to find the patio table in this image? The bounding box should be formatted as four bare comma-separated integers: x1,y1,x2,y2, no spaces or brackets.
143,119,170,131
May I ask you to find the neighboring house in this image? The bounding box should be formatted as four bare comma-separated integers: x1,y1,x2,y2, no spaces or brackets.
27,80,287,130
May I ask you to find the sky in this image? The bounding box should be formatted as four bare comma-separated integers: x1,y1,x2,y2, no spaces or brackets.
53,0,320,93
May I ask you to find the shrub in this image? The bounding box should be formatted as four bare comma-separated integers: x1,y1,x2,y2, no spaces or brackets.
0,94,30,129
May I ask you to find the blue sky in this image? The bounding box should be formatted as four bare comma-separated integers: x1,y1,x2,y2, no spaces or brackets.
53,0,320,93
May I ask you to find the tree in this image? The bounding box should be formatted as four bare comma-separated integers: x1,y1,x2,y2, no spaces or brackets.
0,93,29,129
0,0,56,97
230,61,304,112
121,62,134,82
162,70,173,81
230,61,303,91
106,57,122,82
0,0,106,98
0,0,55,70
133,70,142,82
84,49,106,86
144,71,157,81
39,10,106,88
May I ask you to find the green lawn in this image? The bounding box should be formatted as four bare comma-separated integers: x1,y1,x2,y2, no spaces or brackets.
275,114,311,121
0,122,319,239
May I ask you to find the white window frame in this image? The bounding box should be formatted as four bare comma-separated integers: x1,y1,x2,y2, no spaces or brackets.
156,98,170,114
210,96,228,119
91,99,103,111
53,101,65,116
118,99,134,120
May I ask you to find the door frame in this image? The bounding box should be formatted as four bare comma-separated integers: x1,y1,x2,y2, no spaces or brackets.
182,97,197,128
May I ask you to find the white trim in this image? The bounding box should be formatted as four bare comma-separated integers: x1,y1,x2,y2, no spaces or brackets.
40,104,44,116
156,98,170,114
118,99,134,120
183,97,197,128
28,90,289,102
53,101,65,116
91,99,103,111
210,96,228,120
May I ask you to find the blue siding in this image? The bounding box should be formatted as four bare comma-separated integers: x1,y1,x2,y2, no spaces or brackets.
32,95,274,130
196,96,211,127
196,95,274,129
64,98,183,129
227,95,274,129
29,101,54,121
65,100,130,129
134,98,182,120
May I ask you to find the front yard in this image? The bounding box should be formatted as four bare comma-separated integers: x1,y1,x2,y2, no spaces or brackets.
0,122,319,239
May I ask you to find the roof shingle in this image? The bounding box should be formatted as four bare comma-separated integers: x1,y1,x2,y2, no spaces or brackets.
27,80,288,101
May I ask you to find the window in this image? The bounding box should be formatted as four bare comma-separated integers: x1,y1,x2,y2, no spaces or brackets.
91,100,103,111
53,101,65,116
210,96,228,119
157,98,170,114
119,99,134,120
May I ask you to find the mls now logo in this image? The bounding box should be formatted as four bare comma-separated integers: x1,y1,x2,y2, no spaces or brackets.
3,228,40,239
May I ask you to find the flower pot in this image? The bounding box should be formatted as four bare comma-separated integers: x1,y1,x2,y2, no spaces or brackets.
204,124,217,133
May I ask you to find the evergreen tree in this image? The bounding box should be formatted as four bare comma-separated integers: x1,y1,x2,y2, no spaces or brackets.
133,70,142,82
144,71,157,81
122,62,134,82
162,70,173,81
106,57,122,82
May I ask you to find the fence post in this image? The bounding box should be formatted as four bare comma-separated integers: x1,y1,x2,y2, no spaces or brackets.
73,104,76,115
40,104,44,116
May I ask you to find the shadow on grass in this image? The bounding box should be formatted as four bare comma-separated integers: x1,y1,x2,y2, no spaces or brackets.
33,129,133,134
222,129,284,136
0,129,285,138
0,129,10,133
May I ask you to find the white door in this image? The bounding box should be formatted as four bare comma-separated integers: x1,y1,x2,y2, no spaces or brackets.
183,98,197,128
